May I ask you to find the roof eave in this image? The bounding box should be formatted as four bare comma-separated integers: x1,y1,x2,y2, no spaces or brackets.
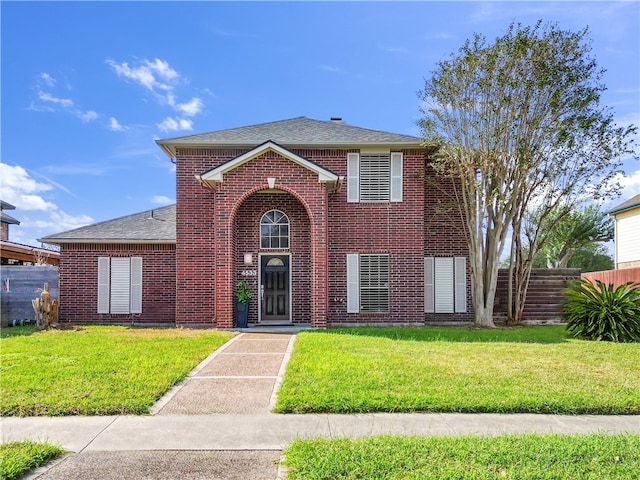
39,239,176,246
158,140,425,158
608,201,640,216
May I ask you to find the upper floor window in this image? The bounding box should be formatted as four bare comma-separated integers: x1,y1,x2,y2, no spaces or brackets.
347,152,403,203
260,210,290,249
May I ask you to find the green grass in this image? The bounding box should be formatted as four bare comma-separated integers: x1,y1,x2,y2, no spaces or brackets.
283,434,640,480
0,326,234,416
0,440,64,480
275,326,640,414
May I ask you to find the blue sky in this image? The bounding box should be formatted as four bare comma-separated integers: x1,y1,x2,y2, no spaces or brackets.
2,1,639,247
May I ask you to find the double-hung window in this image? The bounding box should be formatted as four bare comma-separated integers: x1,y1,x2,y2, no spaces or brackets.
424,257,467,313
97,257,142,314
346,254,390,313
347,152,403,202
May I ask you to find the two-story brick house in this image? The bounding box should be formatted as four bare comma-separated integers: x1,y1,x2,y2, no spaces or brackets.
41,117,471,327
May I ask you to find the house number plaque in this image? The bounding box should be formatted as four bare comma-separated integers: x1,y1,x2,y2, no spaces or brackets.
241,270,257,276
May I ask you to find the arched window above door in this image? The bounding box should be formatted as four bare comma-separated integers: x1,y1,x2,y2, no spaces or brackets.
260,210,289,249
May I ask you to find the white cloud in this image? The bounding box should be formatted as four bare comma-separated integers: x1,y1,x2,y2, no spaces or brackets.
107,57,203,123
151,195,174,205
29,210,94,232
0,163,94,246
1,163,54,211
80,110,98,122
40,72,56,87
157,117,193,133
319,65,344,74
618,168,640,198
106,57,179,93
108,117,125,131
37,90,73,108
174,97,203,116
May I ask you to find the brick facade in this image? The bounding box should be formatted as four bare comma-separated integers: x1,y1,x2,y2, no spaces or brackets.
171,146,472,327
49,119,479,328
58,243,175,324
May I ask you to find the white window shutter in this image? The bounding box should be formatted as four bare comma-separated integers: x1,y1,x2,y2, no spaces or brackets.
110,258,131,314
390,152,403,202
434,257,454,313
424,257,435,313
347,153,359,203
454,257,467,313
97,257,110,314
130,257,143,314
346,254,359,313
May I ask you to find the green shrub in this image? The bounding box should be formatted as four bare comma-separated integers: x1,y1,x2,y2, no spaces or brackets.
563,279,640,342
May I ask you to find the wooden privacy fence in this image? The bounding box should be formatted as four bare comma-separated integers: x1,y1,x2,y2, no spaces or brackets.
581,267,640,287
494,268,581,324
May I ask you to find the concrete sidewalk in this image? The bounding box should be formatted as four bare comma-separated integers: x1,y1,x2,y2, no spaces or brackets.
2,331,639,479
3,413,639,452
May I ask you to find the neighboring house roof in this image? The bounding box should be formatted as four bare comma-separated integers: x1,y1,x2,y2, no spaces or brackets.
608,193,640,215
1,200,20,225
197,140,342,189
0,240,60,265
40,204,176,245
156,116,424,157
1,211,20,225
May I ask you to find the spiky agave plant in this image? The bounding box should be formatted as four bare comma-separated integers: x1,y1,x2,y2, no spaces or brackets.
563,279,640,342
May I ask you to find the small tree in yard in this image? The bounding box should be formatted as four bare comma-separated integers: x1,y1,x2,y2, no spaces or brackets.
419,21,637,328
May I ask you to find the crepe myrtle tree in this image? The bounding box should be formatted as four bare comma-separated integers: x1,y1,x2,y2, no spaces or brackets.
418,21,637,327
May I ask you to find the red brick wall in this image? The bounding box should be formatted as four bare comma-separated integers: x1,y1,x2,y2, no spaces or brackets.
175,148,329,327
235,194,311,324
173,146,474,327
423,170,473,322
58,243,176,324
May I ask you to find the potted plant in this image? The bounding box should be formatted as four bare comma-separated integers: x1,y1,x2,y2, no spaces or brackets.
234,280,252,328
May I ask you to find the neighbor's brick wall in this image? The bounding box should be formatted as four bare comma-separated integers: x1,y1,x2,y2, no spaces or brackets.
58,243,176,324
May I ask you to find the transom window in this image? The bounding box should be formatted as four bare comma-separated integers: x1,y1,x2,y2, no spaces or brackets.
260,210,290,249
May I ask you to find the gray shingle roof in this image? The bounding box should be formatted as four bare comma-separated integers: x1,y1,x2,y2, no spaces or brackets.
40,204,176,244
1,211,20,225
157,116,423,157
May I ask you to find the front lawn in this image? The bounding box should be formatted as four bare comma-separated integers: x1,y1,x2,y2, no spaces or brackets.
0,441,64,480
283,434,640,480
0,326,234,416
275,326,640,414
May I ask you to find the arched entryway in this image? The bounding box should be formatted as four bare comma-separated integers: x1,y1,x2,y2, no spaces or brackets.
234,191,311,325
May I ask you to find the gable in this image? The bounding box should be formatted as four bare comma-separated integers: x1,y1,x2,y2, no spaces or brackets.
196,140,342,189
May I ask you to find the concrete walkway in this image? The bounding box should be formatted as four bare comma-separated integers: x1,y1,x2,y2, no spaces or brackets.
2,331,640,479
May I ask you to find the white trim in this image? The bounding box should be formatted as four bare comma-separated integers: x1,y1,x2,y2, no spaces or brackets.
258,252,292,324
196,141,340,188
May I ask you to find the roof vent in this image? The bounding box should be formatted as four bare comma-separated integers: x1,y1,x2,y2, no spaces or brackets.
330,117,343,123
